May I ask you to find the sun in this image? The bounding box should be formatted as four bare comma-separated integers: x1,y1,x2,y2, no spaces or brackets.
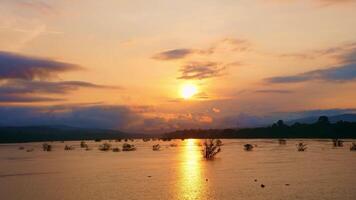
180,83,198,99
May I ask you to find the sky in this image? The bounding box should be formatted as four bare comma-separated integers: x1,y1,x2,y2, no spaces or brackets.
0,0,356,133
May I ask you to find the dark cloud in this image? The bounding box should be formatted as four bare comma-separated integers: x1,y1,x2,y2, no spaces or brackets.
0,51,120,103
0,80,119,95
0,95,63,103
178,62,226,80
0,51,80,80
0,80,120,103
255,89,293,94
265,63,356,83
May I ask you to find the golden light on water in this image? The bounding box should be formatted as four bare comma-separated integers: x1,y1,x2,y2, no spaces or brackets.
178,139,203,199
180,83,198,99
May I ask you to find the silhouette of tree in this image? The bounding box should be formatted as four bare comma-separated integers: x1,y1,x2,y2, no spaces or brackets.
317,116,330,125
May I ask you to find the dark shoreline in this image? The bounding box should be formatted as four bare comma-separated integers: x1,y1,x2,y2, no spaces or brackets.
1,116,356,143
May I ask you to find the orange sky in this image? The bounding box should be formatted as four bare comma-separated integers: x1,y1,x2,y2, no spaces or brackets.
0,0,356,132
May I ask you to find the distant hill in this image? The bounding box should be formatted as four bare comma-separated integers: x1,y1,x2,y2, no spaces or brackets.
0,125,146,143
287,113,356,125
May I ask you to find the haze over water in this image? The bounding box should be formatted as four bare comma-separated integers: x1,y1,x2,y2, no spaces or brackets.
1,139,355,200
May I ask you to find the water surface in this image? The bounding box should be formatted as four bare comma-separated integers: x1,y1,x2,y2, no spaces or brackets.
0,139,355,200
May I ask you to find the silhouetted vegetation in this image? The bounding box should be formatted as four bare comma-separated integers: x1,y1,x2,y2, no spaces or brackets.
332,139,343,147
164,116,356,139
112,147,120,152
64,145,75,150
216,139,223,146
152,144,161,151
80,141,88,148
350,143,356,151
278,139,287,145
202,139,221,159
297,143,307,151
244,144,254,151
99,143,111,151
42,143,52,151
122,143,136,151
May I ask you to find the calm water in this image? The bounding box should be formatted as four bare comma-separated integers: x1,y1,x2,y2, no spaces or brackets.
0,139,355,200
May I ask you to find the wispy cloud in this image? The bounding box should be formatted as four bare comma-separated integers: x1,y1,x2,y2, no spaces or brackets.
178,62,226,80
268,42,356,84
0,80,119,94
152,37,250,61
279,42,356,62
255,89,293,94
266,63,356,83
152,48,211,60
0,95,64,103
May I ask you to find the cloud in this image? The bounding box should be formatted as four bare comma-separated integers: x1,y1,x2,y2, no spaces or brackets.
255,89,293,94
0,80,120,103
0,51,81,80
152,38,249,61
152,49,199,60
266,63,356,83
279,42,356,62
178,62,226,80
0,51,121,103
268,43,356,84
0,95,63,103
0,80,119,94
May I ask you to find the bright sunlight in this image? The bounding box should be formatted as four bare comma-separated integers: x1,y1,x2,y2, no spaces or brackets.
180,83,198,99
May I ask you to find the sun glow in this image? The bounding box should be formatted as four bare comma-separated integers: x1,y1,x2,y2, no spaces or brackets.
180,83,198,99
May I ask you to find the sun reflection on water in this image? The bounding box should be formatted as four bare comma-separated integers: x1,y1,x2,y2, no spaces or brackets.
178,139,203,200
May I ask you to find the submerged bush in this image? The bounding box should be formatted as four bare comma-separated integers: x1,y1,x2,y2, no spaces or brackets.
42,143,52,151
202,139,221,160
332,139,343,147
244,144,254,151
26,148,34,152
99,143,111,151
80,141,88,148
143,138,150,142
297,143,307,151
278,139,287,145
152,144,161,151
64,145,75,150
216,139,223,146
112,147,120,152
169,143,178,147
18,146,25,150
122,143,136,151
350,143,356,151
